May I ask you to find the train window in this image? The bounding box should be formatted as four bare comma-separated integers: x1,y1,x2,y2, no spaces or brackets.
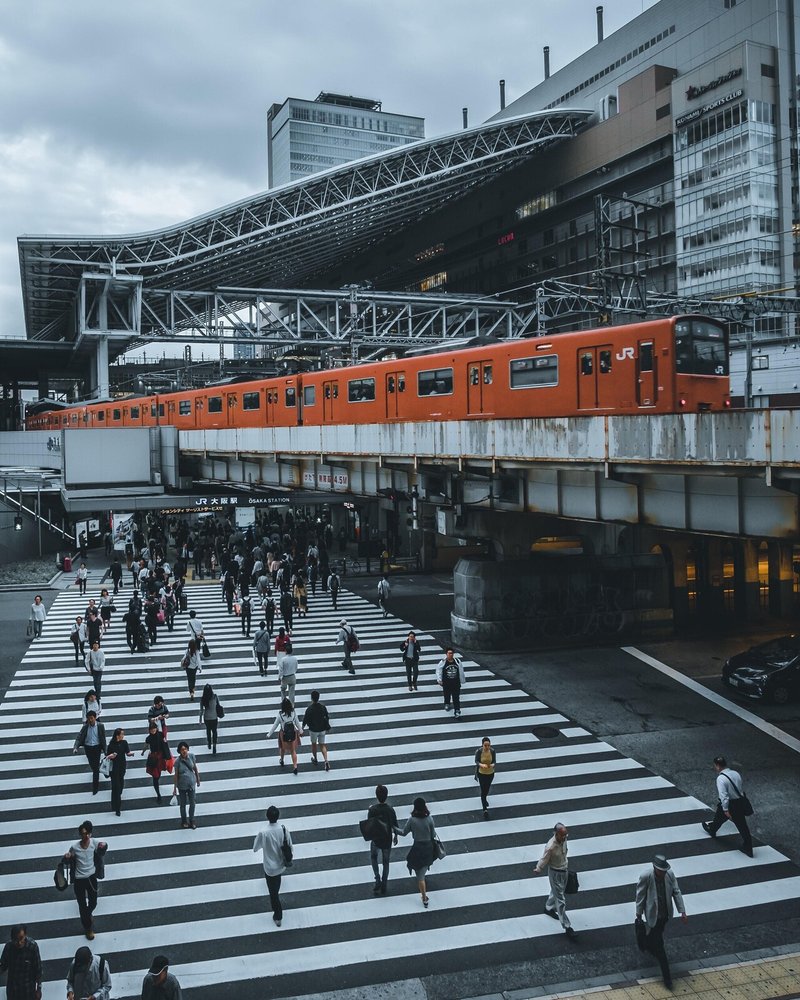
96,411,104,421
71,414,78,424
599,351,612,374
398,375,406,392
675,319,729,376
151,404,157,417
159,404,165,417
228,395,237,408
510,355,559,388
484,365,493,385
333,384,339,399
639,343,654,372
388,376,395,393
580,353,594,376
130,405,140,419
286,387,297,407
303,385,316,406
324,385,330,399
179,400,191,416
348,378,376,402
243,392,260,410
418,368,454,396
112,409,121,421
208,396,223,413
470,366,480,386
63,416,69,425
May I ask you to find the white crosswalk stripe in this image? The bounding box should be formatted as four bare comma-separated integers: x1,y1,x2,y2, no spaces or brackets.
1,583,796,1000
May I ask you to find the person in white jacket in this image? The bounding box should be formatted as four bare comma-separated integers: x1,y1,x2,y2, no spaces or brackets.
635,855,687,990
30,594,47,638
268,698,302,774
435,647,465,718
253,805,293,926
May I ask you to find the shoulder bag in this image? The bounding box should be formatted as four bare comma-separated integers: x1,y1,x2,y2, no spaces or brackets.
216,701,225,719
724,772,754,816
281,825,293,866
432,833,447,861
566,870,580,893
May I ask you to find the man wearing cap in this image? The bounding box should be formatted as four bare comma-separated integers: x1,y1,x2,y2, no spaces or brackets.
66,946,111,1000
141,955,182,1000
533,822,577,939
337,619,356,675
635,855,688,989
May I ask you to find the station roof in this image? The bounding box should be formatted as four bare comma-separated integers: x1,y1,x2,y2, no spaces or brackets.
18,109,591,340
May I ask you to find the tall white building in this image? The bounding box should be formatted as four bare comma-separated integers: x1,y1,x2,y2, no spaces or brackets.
267,92,424,189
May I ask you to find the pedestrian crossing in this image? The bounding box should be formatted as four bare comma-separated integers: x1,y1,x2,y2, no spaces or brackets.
1,583,797,1000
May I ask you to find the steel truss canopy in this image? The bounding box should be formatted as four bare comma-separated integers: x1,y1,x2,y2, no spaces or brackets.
18,110,591,341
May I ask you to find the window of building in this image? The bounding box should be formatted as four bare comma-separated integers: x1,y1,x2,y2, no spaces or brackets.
761,63,775,78
303,385,316,406
179,400,191,416
656,103,671,120
509,355,559,388
347,378,376,402
418,368,454,396
243,391,261,410
208,396,222,413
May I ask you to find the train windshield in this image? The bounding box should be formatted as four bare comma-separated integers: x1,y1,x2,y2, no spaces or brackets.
674,318,728,376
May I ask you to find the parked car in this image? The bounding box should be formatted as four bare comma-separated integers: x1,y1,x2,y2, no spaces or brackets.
722,635,800,704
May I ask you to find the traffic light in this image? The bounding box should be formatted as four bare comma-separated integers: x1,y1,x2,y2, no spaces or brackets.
14,515,22,531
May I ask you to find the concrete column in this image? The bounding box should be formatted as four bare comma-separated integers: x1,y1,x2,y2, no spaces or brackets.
94,336,109,400
740,539,763,620
768,540,794,617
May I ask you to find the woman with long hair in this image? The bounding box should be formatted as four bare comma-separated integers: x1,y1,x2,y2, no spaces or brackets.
141,720,173,801
182,638,202,700
81,689,102,722
106,727,132,817
199,683,222,754
401,797,437,908
267,697,302,775
99,588,114,632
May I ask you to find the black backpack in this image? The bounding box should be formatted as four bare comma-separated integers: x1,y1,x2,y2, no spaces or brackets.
282,718,296,742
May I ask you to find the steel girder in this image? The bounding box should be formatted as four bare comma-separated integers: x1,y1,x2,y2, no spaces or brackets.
18,110,591,340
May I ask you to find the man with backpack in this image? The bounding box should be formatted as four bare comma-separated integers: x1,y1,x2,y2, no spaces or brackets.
337,618,358,675
366,784,399,894
436,647,466,718
66,946,111,1000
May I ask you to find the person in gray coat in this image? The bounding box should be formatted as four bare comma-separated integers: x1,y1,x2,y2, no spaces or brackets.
635,854,688,989
253,621,270,676
66,946,111,1000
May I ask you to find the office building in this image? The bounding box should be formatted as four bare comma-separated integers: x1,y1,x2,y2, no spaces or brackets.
327,0,796,405
267,92,425,188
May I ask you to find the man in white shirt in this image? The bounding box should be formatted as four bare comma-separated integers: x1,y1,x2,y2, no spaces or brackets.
277,642,298,704
533,822,576,939
702,755,753,856
253,805,293,926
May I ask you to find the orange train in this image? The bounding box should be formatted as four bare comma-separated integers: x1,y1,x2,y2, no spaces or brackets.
26,315,730,432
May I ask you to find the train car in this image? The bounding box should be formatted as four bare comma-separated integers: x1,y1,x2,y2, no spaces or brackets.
25,315,729,433
298,315,729,426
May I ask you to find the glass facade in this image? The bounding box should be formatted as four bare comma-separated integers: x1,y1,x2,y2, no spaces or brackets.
675,98,779,297
268,97,424,187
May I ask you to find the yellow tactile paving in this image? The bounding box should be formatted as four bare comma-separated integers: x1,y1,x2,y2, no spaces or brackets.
550,952,800,1000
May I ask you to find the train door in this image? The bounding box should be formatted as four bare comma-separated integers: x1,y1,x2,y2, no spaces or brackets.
323,380,338,422
385,371,405,420
166,399,176,427
265,388,279,426
225,390,238,427
467,360,494,415
636,340,657,407
577,346,615,409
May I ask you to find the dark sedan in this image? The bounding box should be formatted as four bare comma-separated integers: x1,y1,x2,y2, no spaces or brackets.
722,634,800,704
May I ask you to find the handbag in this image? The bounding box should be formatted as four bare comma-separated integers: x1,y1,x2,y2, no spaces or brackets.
201,640,210,658
99,756,113,778
26,620,33,638
216,701,225,719
359,817,376,841
281,824,293,867
432,834,447,861
565,870,580,894
634,916,648,951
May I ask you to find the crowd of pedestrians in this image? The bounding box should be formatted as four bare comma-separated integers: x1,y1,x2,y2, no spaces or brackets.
7,508,759,997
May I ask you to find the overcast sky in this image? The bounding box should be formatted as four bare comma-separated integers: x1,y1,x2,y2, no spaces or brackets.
0,0,658,339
